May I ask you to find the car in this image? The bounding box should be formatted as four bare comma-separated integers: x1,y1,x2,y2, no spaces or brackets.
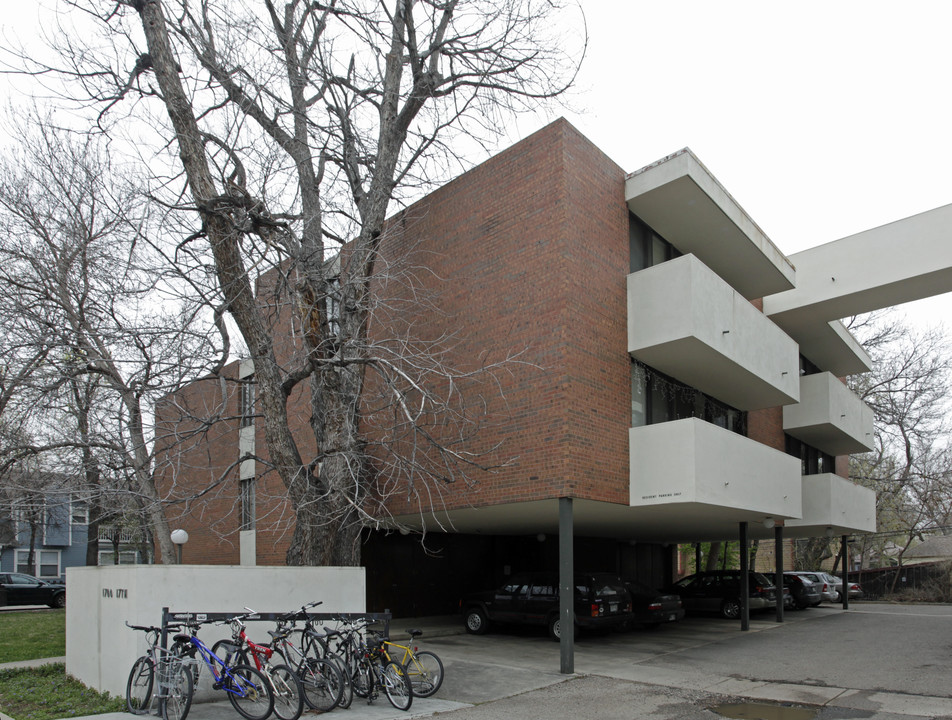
764,572,821,609
793,571,837,603
665,571,777,619
816,572,863,601
624,580,685,628
0,572,66,608
461,572,633,641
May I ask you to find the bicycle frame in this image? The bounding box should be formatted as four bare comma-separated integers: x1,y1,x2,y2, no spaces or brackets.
186,630,257,699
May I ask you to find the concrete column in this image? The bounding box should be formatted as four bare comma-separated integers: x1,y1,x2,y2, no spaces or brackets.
739,521,749,631
841,535,850,610
695,543,702,573
559,497,574,674
774,525,784,623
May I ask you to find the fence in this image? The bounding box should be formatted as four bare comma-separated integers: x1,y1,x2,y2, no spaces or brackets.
853,561,952,601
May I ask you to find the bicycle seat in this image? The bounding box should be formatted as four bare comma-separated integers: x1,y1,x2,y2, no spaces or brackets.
406,629,423,638
172,633,191,644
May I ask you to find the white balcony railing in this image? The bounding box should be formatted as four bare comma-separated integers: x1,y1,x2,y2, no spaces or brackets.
628,255,800,411
783,372,874,456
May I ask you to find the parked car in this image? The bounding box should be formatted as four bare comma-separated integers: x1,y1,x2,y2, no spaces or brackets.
665,571,777,619
461,572,632,641
816,571,863,601
765,572,821,609
793,571,837,603
0,573,66,608
624,580,685,628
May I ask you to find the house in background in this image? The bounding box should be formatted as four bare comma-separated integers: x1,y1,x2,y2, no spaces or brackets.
0,475,146,580
0,487,88,581
155,119,952,617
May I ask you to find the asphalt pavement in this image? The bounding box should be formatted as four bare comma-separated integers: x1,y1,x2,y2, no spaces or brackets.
2,603,952,720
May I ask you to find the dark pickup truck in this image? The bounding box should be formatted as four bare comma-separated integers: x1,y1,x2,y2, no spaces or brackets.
461,571,632,641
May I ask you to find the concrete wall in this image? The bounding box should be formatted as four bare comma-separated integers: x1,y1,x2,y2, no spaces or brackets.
65,565,365,697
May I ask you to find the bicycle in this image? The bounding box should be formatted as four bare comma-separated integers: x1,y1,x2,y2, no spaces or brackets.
213,612,305,720
124,622,193,720
380,628,444,698
268,605,347,712
172,618,275,720
346,627,413,710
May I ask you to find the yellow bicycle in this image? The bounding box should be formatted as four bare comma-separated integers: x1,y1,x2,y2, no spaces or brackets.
380,629,444,698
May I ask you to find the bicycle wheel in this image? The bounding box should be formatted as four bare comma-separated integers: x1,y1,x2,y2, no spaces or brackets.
299,656,344,711
126,656,154,714
161,661,194,720
269,664,304,720
381,660,413,711
171,641,199,687
325,652,353,709
406,650,444,698
225,664,275,720
212,639,249,669
350,656,372,699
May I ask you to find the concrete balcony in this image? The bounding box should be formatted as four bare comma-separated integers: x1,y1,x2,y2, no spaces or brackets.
783,372,875,456
628,254,800,411
785,473,877,536
629,418,802,541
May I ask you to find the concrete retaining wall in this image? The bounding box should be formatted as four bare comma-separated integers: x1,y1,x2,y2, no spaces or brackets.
65,565,365,697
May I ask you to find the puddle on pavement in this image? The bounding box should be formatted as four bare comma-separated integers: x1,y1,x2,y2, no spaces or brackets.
711,701,818,720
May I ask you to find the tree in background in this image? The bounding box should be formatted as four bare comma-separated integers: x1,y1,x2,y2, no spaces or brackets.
0,116,229,563
18,0,584,566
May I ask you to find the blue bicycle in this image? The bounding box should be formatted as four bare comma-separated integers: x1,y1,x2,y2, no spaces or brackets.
171,619,275,720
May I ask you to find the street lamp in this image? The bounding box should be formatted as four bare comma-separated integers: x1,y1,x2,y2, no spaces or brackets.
170,529,189,564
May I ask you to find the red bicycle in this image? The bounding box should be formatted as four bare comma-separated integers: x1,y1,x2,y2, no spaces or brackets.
212,613,305,720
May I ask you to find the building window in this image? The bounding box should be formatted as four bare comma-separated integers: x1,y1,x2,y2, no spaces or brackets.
239,376,256,428
71,500,88,525
240,479,256,531
799,354,821,376
785,434,834,475
631,360,746,435
327,277,341,338
15,549,61,578
629,213,681,273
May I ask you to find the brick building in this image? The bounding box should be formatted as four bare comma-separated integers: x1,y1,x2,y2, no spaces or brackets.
156,119,952,617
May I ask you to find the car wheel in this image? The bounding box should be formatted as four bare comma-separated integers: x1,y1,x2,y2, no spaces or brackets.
464,607,489,635
547,614,576,642
50,593,66,609
720,598,741,620
832,591,842,602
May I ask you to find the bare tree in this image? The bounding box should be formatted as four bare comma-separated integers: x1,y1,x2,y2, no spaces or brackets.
846,311,952,584
20,0,584,566
0,116,229,563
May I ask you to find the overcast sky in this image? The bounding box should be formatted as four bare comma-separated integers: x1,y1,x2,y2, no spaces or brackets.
3,1,951,326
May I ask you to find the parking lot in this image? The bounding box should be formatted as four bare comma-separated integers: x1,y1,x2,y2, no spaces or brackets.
14,602,952,720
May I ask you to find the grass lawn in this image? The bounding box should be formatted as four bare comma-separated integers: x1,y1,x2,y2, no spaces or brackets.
0,610,66,663
0,664,124,720
0,611,123,720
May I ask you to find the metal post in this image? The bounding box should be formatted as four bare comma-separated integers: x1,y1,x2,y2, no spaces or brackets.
558,497,574,674
695,543,702,573
841,535,850,610
774,525,784,622
739,521,749,631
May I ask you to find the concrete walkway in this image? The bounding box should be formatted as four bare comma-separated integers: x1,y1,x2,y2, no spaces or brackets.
3,607,952,720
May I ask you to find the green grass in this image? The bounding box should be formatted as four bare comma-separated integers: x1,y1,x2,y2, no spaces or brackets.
0,612,122,719
0,610,66,663
0,664,124,720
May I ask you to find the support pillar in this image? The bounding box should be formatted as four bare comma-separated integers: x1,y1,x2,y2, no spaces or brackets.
774,525,784,623
739,521,749,631
559,497,574,674
841,535,850,610
695,543,702,573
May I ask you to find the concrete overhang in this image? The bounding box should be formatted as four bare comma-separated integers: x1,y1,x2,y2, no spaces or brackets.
781,319,872,378
626,148,796,300
388,497,803,545
764,203,952,332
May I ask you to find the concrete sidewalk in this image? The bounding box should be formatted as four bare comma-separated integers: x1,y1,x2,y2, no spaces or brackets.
4,608,952,720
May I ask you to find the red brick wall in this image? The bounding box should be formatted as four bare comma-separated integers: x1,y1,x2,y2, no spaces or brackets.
370,119,631,516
